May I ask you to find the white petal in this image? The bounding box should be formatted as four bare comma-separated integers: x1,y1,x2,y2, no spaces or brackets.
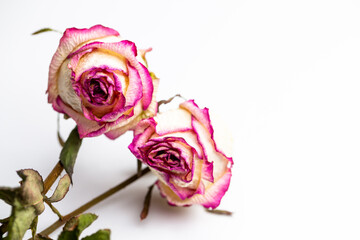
154,108,192,135
58,59,82,112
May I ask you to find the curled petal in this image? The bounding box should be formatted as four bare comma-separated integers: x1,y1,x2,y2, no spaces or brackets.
48,25,120,103
138,47,152,67
65,40,153,110
122,63,143,108
202,160,214,183
180,99,213,137
128,118,157,158
102,104,138,139
154,108,192,136
137,62,153,109
192,117,229,180
157,168,232,208
56,97,105,138
106,78,159,140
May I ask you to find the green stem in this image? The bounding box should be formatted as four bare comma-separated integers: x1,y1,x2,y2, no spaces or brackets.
39,167,151,236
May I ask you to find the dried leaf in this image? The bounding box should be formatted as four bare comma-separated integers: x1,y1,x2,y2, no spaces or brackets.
140,184,155,220
57,114,65,147
6,198,37,240
0,170,46,239
0,218,9,224
58,213,98,240
32,28,60,35
157,94,186,112
81,229,111,240
17,169,45,215
30,216,38,239
35,234,53,240
0,220,9,239
47,174,71,203
60,127,82,183
149,72,158,80
33,201,45,216
57,133,65,147
205,208,233,216
0,187,18,205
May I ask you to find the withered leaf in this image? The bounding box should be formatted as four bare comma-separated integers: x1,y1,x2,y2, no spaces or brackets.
59,127,82,183
47,174,71,203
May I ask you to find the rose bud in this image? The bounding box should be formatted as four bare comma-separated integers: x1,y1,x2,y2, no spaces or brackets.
47,25,158,139
129,100,233,208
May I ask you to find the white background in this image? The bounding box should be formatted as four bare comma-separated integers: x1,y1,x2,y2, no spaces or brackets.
0,0,360,239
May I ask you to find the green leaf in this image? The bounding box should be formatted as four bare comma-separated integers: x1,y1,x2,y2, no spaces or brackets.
47,174,71,203
60,127,82,183
58,213,97,240
6,198,37,240
17,169,44,206
57,231,74,240
17,169,45,215
0,187,18,205
31,28,60,35
81,229,110,240
69,214,97,234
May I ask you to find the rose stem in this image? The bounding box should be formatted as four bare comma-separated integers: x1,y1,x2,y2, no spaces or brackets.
43,162,64,194
39,167,151,236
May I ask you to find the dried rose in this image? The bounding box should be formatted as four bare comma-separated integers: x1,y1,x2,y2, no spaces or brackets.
47,25,158,139
129,100,233,208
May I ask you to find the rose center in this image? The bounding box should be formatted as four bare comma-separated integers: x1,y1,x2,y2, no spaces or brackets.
155,150,180,164
150,149,186,172
89,79,108,101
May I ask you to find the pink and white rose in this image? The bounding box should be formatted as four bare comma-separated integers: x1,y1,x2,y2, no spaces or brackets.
129,100,233,208
47,25,158,139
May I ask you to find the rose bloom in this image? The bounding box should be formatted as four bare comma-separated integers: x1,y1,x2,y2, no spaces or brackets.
47,25,158,139
129,100,233,208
